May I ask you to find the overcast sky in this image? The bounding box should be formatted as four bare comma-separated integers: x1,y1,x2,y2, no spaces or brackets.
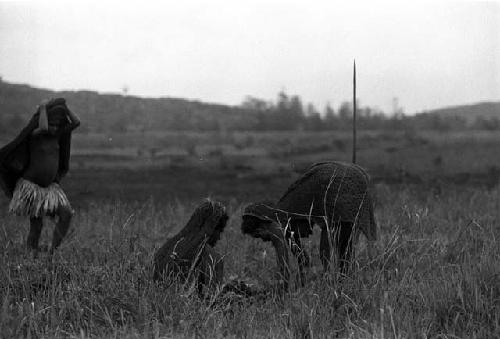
0,0,499,114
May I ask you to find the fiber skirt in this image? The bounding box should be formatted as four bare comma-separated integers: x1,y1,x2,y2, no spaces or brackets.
9,178,71,218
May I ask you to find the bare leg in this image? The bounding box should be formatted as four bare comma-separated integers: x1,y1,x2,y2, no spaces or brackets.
27,217,44,253
51,206,73,252
337,222,354,274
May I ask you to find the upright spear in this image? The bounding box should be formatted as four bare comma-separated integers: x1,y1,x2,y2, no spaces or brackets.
352,59,357,164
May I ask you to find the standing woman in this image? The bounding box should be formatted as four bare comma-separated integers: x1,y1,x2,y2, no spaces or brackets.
0,98,80,256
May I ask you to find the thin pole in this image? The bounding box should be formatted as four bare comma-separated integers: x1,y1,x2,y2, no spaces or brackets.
352,60,357,164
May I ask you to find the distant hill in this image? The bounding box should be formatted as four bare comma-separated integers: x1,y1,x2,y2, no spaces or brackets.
0,79,255,134
1,78,499,134
423,102,500,125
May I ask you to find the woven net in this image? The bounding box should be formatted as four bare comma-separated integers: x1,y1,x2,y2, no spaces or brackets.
153,200,228,286
276,161,377,240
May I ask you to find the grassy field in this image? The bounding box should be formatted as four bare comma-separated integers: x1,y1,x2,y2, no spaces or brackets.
0,166,499,338
2,129,500,181
0,129,499,337
47,130,495,172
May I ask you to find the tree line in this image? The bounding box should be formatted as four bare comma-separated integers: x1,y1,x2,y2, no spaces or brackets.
239,91,500,132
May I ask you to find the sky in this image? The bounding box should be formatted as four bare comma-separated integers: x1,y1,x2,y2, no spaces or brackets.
0,0,499,115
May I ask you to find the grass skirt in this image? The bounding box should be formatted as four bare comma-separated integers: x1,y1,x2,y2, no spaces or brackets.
9,178,71,218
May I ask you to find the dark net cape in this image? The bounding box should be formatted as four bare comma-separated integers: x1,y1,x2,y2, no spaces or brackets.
243,161,377,241
0,98,73,198
153,200,228,281
277,161,377,240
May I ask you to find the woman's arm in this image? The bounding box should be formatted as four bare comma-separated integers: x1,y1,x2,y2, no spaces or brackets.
66,108,81,130
32,101,49,134
57,106,80,134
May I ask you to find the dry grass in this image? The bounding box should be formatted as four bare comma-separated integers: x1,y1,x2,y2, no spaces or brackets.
1,182,499,338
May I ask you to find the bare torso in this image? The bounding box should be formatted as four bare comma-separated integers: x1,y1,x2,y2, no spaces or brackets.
22,132,60,187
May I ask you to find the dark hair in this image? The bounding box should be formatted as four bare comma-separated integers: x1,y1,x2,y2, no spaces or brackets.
242,201,277,221
241,215,269,235
215,212,228,232
47,105,70,126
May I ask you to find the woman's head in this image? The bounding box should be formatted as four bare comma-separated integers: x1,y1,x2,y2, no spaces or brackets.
191,200,228,247
241,202,283,242
47,105,70,135
36,98,70,135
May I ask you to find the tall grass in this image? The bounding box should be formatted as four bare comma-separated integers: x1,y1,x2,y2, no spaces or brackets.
1,184,499,338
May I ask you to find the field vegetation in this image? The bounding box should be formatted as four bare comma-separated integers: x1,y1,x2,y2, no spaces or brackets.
64,129,500,187
1,128,500,338
1,80,499,337
1,172,499,338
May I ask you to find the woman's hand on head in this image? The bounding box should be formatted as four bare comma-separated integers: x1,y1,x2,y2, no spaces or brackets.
34,99,50,133
39,99,50,107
